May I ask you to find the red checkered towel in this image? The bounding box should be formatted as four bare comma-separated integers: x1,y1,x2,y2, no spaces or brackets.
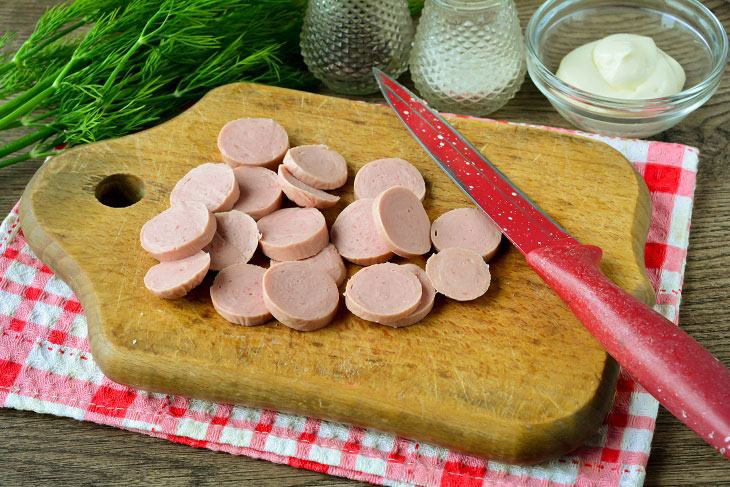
0,128,698,487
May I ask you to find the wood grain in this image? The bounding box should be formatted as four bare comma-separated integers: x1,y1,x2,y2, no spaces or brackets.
18,81,651,464
1,0,729,485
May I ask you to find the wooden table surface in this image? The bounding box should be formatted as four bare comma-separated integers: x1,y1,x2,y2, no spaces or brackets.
1,1,728,485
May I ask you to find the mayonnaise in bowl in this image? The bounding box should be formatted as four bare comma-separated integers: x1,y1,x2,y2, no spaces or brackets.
556,33,686,99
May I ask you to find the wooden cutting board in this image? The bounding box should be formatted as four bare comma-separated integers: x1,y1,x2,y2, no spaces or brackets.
19,82,654,464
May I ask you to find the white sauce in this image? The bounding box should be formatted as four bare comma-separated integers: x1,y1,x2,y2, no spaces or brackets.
556,33,686,99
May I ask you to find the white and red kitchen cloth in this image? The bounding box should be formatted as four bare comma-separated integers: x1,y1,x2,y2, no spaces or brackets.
0,125,698,487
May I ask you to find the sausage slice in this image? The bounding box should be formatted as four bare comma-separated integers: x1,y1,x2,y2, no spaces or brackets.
169,163,239,213
270,243,346,286
140,201,216,262
388,264,436,328
210,263,271,326
283,145,347,190
431,207,501,261
262,261,339,331
203,211,260,271
218,118,289,169
231,166,282,220
426,248,491,301
354,158,426,201
257,207,329,261
345,263,422,324
144,251,210,299
372,186,431,258
277,165,339,209
330,199,393,265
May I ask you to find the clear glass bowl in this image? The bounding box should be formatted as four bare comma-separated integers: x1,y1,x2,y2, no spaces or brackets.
525,0,728,138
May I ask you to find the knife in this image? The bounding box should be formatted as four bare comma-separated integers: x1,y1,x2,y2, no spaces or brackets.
373,68,730,459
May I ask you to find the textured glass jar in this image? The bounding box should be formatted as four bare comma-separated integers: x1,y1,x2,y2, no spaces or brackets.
409,0,526,116
300,0,414,95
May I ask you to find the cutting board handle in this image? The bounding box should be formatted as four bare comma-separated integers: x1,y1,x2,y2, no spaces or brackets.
527,241,730,460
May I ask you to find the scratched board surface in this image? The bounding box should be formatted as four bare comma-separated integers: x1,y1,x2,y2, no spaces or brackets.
19,83,653,464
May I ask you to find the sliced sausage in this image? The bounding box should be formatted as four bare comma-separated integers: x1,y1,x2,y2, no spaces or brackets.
283,145,347,190
431,207,501,261
231,166,282,220
270,243,346,286
257,207,328,261
354,158,426,201
388,264,436,328
426,247,491,301
169,163,239,213
140,201,216,262
217,118,289,169
210,263,271,326
345,263,422,324
372,186,431,258
262,261,339,331
277,165,339,209
144,251,210,299
330,199,393,265
203,211,260,271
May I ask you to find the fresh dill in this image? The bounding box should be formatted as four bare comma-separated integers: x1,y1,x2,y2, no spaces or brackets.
0,0,315,168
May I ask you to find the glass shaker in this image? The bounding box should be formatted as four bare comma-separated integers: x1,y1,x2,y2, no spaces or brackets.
300,0,414,95
409,0,526,116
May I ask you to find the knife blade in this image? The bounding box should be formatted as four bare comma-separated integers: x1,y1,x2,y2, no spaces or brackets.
374,68,730,460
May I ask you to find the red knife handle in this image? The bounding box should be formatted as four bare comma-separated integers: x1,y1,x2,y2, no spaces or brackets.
526,241,730,459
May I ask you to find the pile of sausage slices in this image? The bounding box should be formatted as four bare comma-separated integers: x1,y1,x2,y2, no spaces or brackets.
140,118,502,331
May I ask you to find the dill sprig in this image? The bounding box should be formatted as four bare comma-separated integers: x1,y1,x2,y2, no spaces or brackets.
0,0,315,168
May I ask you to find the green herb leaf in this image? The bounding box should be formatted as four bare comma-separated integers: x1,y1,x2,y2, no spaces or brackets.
0,0,315,167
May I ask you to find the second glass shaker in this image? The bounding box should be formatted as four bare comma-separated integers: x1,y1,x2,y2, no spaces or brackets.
301,0,414,95
409,0,526,116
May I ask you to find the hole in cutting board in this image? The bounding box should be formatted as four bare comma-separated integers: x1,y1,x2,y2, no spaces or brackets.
95,174,145,208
